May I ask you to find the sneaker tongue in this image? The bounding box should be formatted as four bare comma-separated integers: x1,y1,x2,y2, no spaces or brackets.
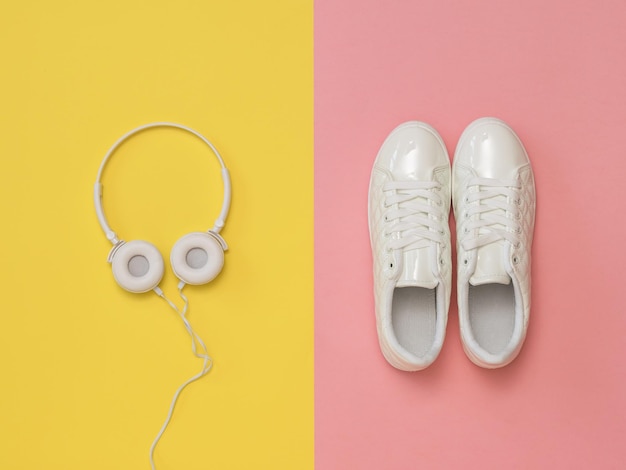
397,247,438,289
469,169,512,286
469,242,510,286
390,147,440,289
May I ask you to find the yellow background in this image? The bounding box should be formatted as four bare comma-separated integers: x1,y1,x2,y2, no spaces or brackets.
0,1,313,469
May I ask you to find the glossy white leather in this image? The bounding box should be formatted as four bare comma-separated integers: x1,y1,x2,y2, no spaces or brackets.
453,118,536,368
368,122,451,371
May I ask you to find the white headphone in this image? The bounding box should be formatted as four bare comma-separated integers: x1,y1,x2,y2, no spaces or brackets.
94,122,232,293
95,122,231,469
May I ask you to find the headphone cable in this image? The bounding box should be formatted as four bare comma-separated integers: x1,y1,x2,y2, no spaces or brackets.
150,285,213,470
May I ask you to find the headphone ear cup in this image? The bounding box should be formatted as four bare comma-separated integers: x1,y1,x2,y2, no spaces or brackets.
170,232,225,285
110,240,164,293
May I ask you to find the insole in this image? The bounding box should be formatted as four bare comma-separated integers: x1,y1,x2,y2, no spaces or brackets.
468,283,515,354
391,287,437,358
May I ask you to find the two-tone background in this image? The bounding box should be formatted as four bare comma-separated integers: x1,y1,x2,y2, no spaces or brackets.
2,1,625,468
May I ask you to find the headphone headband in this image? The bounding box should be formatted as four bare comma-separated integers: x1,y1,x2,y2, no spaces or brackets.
94,122,231,245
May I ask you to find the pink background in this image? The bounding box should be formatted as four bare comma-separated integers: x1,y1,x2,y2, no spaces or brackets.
314,1,626,468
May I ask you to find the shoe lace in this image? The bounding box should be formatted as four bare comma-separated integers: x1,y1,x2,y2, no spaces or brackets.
383,180,446,251
460,177,522,251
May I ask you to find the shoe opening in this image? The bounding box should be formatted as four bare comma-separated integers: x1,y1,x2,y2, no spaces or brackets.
468,283,515,355
391,287,437,358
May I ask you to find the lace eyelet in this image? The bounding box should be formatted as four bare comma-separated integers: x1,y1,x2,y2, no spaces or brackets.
515,242,521,249
512,256,520,265
439,229,445,235
464,227,469,234
516,227,522,234
439,258,445,265
464,212,469,219
463,258,469,266
464,196,470,204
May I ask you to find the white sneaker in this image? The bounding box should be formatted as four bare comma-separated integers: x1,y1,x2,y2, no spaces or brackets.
453,118,536,368
368,122,451,371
